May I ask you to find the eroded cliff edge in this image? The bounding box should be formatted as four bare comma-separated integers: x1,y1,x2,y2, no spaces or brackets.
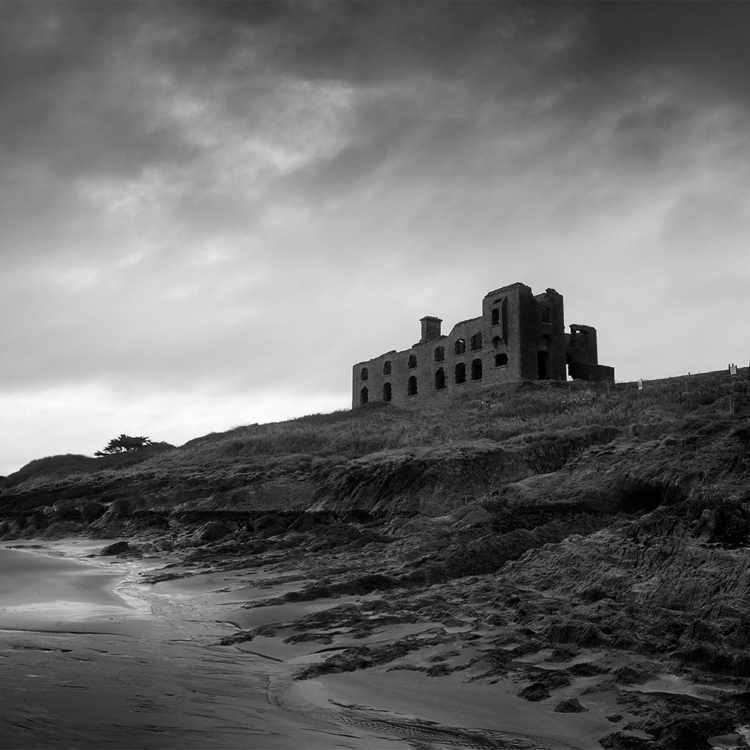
2,371,750,748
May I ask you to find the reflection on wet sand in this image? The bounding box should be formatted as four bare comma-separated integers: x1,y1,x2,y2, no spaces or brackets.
0,542,412,749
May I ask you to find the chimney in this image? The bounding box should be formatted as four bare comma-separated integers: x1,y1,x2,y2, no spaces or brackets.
420,316,442,343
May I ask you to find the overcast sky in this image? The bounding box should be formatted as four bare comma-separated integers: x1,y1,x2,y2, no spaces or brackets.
2,1,750,475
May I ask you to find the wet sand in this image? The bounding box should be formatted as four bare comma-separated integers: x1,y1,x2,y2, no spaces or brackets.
0,541,693,750
0,542,151,637
0,542,414,749
153,563,621,750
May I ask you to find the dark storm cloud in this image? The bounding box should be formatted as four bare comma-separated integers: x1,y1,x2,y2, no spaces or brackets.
0,3,186,175
4,1,749,188
577,3,750,103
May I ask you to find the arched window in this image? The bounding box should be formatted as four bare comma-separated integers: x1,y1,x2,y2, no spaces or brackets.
360,387,369,405
383,382,392,402
495,353,508,367
407,375,418,396
360,367,369,381
383,361,392,376
471,359,483,381
434,346,445,362
454,339,466,355
435,368,446,390
408,353,417,369
455,362,466,384
492,336,502,349
470,333,482,351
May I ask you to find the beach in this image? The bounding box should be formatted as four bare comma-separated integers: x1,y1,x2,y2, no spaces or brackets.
0,540,602,750
3,541,742,750
0,541,418,749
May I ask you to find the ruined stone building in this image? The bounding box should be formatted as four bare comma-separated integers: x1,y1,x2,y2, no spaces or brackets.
352,282,614,408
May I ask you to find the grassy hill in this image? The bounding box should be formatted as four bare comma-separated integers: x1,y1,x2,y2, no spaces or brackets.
1,371,747,526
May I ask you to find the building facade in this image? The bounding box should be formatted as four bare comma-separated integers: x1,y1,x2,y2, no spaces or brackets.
352,282,614,408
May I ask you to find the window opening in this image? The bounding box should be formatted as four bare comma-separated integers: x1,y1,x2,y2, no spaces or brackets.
570,328,590,350
407,375,418,396
470,333,482,351
541,306,551,324
471,358,483,381
435,368,446,390
455,362,466,384
454,339,466,355
383,382,392,402
492,298,507,339
360,367,369,381
495,353,508,367
408,353,417,369
383,361,392,376
434,346,445,362
537,351,550,380
360,387,369,405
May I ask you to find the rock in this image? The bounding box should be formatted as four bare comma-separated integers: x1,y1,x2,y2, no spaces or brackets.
545,619,611,648
99,541,130,556
517,682,550,702
654,719,709,750
554,697,588,713
538,670,571,690
613,664,655,686
650,713,736,750
79,501,105,523
120,548,143,559
546,645,580,662
252,514,287,536
196,521,232,543
27,511,48,530
598,733,652,750
567,661,610,677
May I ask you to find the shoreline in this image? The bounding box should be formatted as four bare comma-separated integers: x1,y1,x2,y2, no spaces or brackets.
0,540,414,749
137,546,630,750
3,539,748,750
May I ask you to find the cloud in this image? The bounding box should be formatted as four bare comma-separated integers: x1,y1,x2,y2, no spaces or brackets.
2,1,750,473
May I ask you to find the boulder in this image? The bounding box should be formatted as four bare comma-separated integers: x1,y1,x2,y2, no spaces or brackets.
517,682,550,702
196,521,232,543
554,698,588,713
99,541,130,556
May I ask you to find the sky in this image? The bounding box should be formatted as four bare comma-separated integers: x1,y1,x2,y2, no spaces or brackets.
2,1,750,475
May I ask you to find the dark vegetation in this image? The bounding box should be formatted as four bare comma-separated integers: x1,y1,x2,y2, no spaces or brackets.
94,434,156,456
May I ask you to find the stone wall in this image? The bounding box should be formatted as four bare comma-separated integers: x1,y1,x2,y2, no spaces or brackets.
353,282,614,408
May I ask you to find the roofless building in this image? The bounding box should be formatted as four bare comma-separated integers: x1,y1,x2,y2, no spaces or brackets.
353,282,614,408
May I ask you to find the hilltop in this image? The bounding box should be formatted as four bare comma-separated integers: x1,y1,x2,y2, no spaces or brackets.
2,370,750,748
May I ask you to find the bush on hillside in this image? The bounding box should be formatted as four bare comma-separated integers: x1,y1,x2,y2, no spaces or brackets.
95,435,153,455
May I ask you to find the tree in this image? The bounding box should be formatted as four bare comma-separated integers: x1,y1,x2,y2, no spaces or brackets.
94,434,153,456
